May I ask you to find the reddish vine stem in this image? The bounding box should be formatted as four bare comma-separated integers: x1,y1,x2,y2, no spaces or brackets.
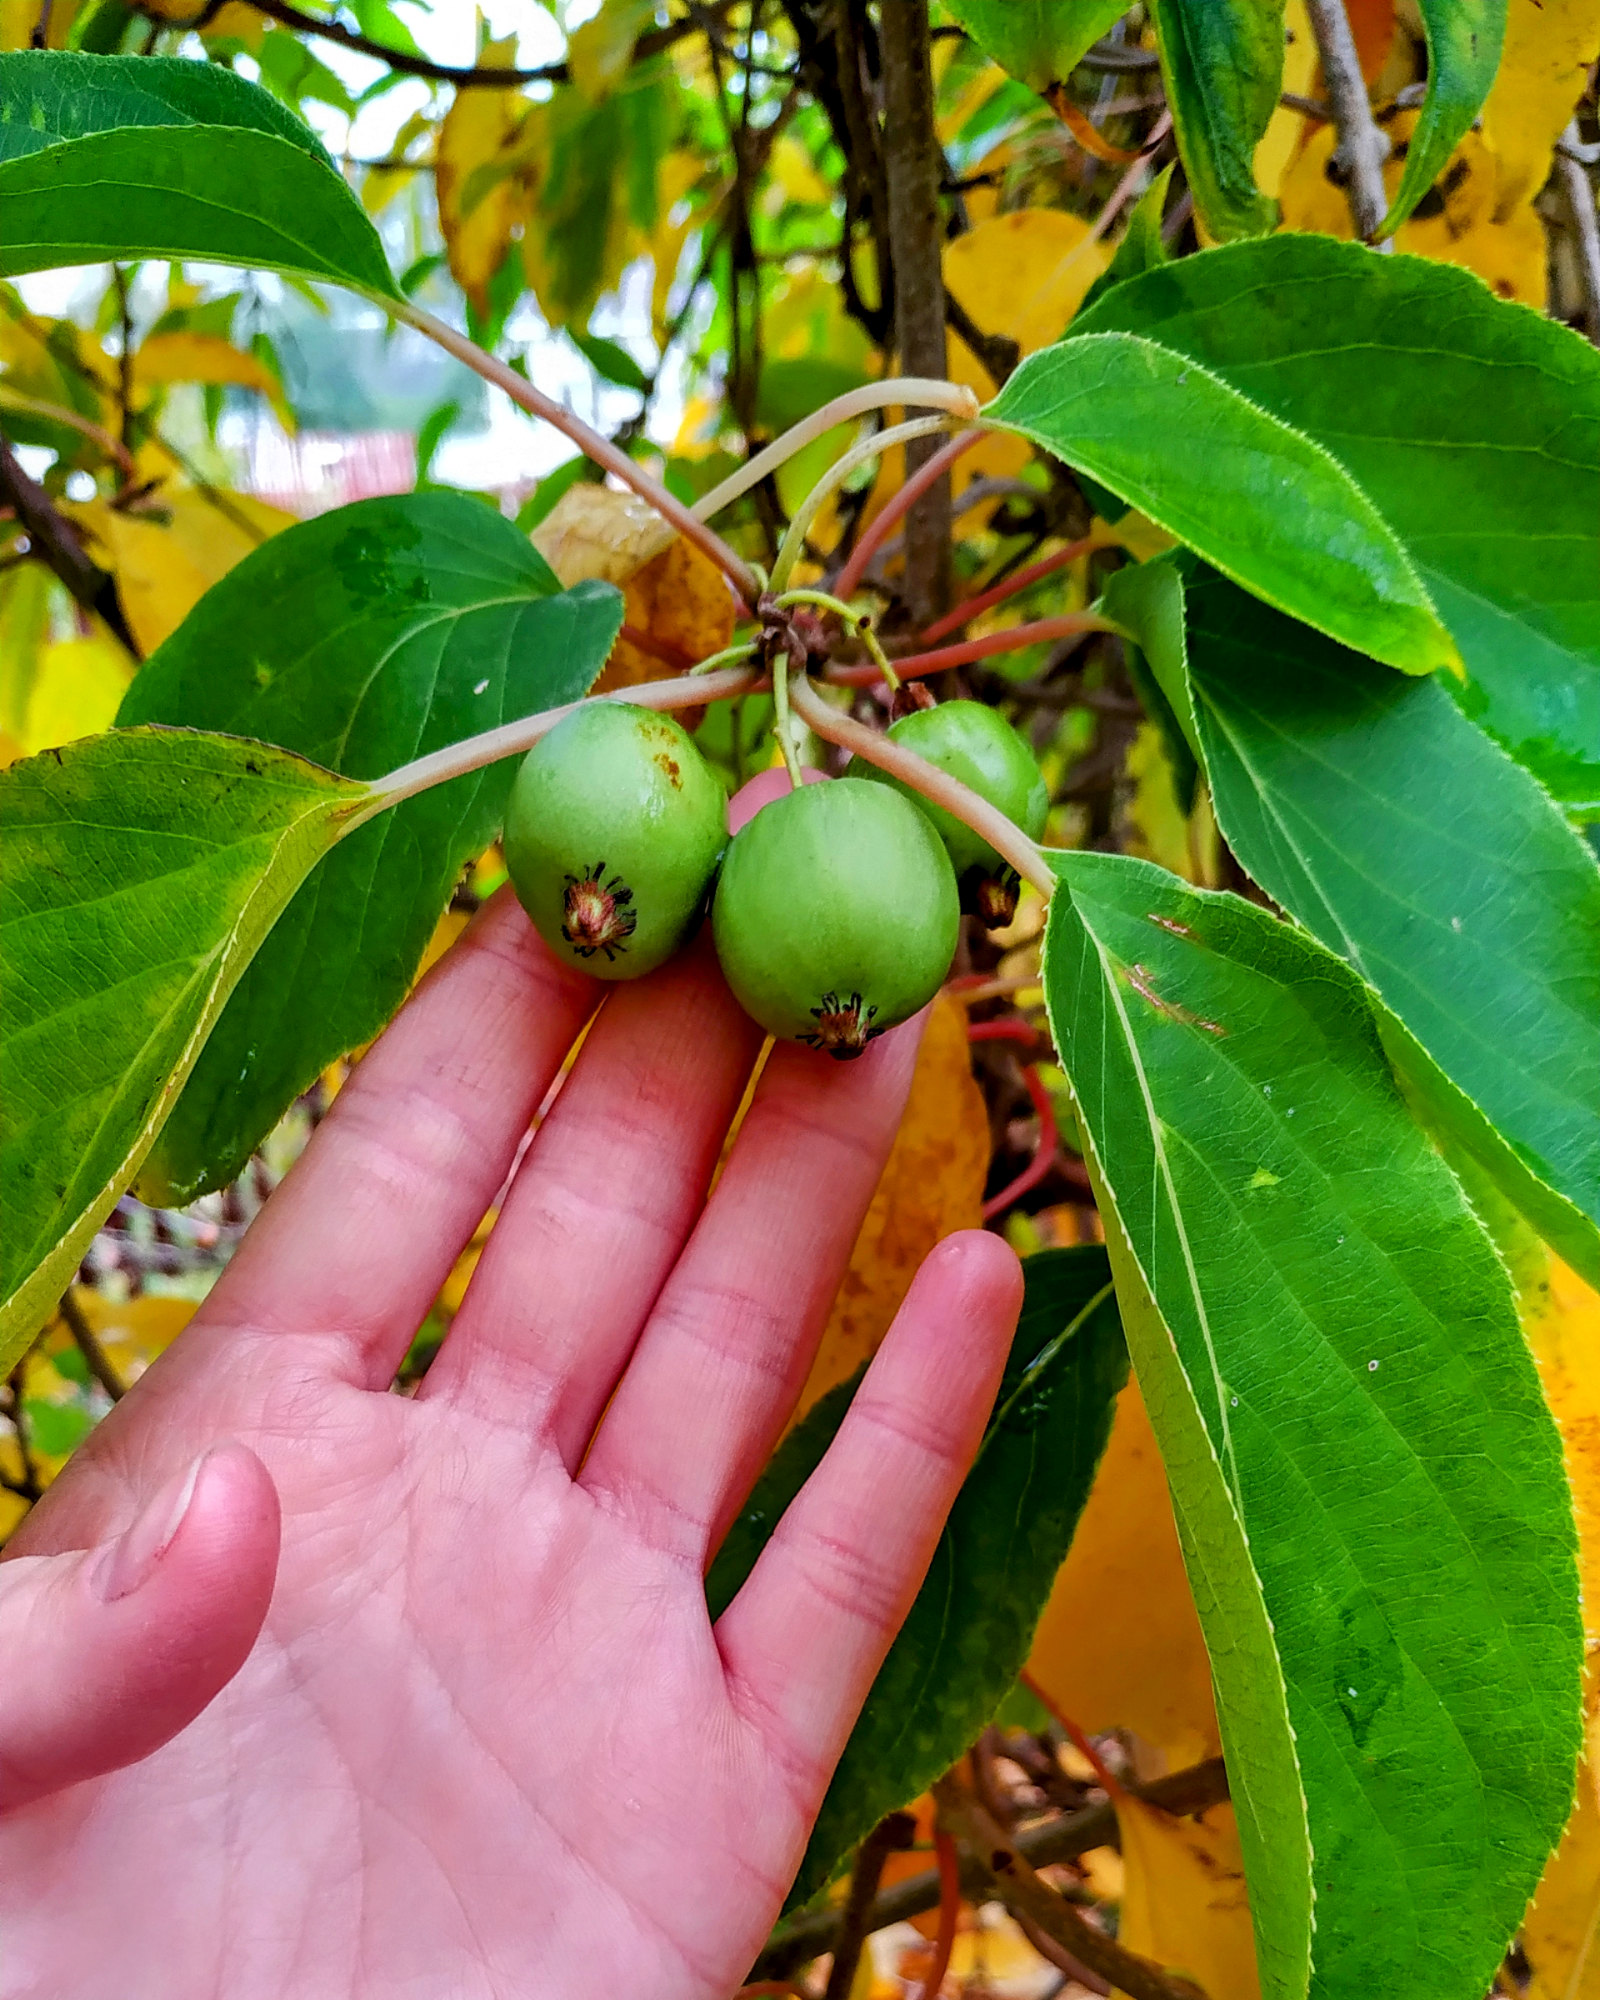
395,300,762,606
1019,1671,1128,1801
982,1065,1059,1223
967,1019,1041,1048
916,1827,962,2000
832,427,986,602
828,612,1116,687
918,537,1097,645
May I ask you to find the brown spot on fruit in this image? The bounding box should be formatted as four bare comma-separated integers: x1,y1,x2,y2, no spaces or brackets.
654,752,683,788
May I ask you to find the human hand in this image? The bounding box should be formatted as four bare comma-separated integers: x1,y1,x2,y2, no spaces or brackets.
0,890,1021,1999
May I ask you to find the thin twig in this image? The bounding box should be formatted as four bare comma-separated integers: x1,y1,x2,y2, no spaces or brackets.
57,1289,125,1403
828,613,1117,688
832,428,985,603
824,1812,914,2000
751,1756,1229,1980
1304,0,1392,246
0,430,139,654
395,301,760,605
4,1365,42,1503
916,1826,961,2000
918,537,1096,645
1558,122,1600,345
933,1771,1208,2000
222,0,709,88
983,1064,1060,1221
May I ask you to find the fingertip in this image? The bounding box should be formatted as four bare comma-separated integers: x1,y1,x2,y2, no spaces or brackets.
930,1228,1025,1316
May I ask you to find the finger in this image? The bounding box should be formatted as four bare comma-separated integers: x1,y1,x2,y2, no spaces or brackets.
213,889,598,1386
419,938,764,1456
0,1443,280,1813
577,1015,925,1553
715,1232,1021,1798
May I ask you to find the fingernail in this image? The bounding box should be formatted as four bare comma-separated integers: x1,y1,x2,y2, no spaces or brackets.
96,1451,209,1602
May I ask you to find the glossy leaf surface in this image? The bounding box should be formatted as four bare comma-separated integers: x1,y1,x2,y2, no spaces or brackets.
1045,849,1581,2000
1384,1,1509,234
1149,0,1281,239
0,730,366,1365
1073,235,1600,816
708,1246,1126,1911
119,492,623,1202
938,0,1128,95
989,329,1454,678
0,52,397,297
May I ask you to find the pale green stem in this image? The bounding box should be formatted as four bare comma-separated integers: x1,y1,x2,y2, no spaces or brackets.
774,587,900,689
360,663,761,821
768,414,952,594
771,654,805,790
392,298,762,606
689,378,982,524
690,639,761,676
787,670,1054,898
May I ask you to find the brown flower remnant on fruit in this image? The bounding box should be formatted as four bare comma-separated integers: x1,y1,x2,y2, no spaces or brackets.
970,866,1021,929
805,990,880,1059
561,863,637,961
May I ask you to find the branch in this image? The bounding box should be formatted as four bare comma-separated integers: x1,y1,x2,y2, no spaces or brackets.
1304,0,1392,245
57,1289,125,1403
751,1756,1230,1981
933,1771,1208,2000
944,289,1020,387
226,0,707,88
878,0,951,623
0,430,139,656
822,1813,914,2000
1558,122,1600,346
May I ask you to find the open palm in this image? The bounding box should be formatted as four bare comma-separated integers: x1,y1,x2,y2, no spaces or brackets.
0,892,1020,2000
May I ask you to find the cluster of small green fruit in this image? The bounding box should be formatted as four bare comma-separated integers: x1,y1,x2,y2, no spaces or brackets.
503,696,1046,1058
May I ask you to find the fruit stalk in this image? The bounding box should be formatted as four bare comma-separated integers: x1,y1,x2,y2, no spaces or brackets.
362,662,761,817
769,414,954,593
786,670,1054,897
395,300,763,606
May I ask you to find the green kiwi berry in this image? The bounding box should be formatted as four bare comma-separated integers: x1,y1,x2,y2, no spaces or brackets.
856,699,1046,925
504,701,725,979
712,777,959,1057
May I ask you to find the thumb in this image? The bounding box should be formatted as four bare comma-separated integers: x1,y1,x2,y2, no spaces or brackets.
0,1441,280,1813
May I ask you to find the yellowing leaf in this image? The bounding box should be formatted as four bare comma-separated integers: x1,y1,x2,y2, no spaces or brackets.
200,2,267,50
944,208,1111,504
0,0,79,47
1522,1752,1600,1999
531,482,674,585
19,634,134,754
568,0,655,103
768,133,833,210
1116,1798,1260,2000
436,34,531,314
1481,0,1600,218
363,107,435,217
1254,0,1321,200
134,330,293,431
59,1291,195,1381
603,534,736,687
1281,113,1549,306
1028,1378,1221,1770
72,489,294,657
649,153,709,344
796,992,990,1413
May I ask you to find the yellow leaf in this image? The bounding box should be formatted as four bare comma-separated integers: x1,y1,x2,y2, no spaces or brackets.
200,2,267,50
134,330,294,431
72,489,295,656
58,1292,196,1381
796,992,990,1413
649,153,708,344
363,107,436,217
943,208,1111,506
1511,1254,1600,1994
436,34,531,314
19,634,134,754
769,132,833,210
1482,0,1600,219
1116,1798,1260,2000
1254,0,1320,200
531,482,674,586
568,0,656,103
1028,1378,1222,1771
0,0,79,46
1281,113,1549,306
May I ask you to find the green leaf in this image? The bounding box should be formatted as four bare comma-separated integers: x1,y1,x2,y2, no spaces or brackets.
940,1,1129,96
118,492,623,1204
0,731,368,1366
1072,234,1600,817
0,52,397,298
570,328,650,394
1382,0,1508,235
1077,161,1173,321
1132,563,1600,1291
708,1246,1127,1912
988,331,1455,677
1149,0,1282,240
1044,849,1582,2000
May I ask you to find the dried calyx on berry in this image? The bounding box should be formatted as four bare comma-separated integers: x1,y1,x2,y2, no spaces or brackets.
504,701,725,979
712,778,960,1057
855,699,1046,928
